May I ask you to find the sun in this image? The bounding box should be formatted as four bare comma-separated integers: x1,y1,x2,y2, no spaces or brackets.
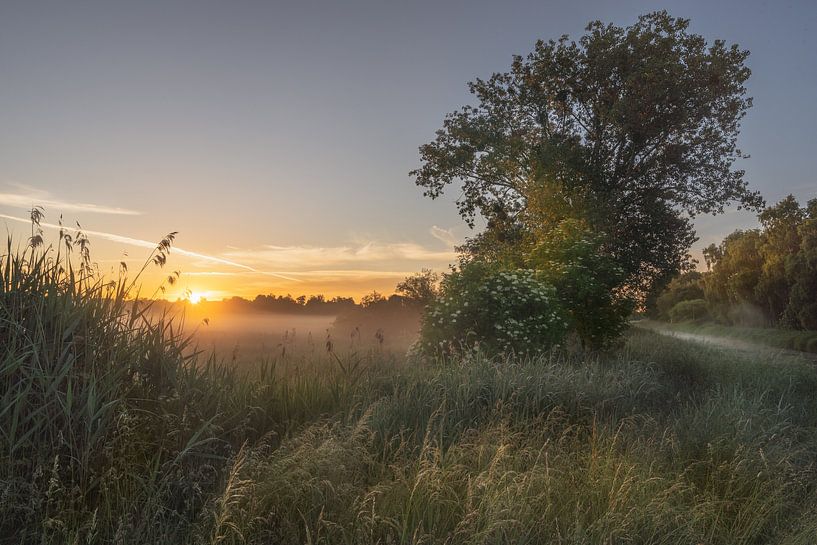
188,291,203,304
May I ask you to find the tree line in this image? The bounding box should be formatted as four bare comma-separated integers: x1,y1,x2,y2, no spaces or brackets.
655,195,817,329
170,270,440,316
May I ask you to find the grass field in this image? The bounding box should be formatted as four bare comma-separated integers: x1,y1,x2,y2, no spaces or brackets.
4,245,817,544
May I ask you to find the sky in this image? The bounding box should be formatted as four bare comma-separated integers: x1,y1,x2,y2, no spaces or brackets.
1,0,815,301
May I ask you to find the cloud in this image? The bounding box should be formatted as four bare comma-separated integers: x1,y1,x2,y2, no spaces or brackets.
223,242,457,270
0,185,141,215
429,225,460,248
0,212,300,281
0,212,458,290
184,269,414,279
283,269,415,278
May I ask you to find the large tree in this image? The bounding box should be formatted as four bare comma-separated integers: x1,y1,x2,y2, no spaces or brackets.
411,11,763,300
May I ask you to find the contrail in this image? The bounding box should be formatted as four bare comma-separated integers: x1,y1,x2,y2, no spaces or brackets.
0,192,141,215
0,213,301,282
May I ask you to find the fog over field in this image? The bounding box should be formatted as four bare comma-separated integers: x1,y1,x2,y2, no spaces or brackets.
156,304,422,365
187,313,336,360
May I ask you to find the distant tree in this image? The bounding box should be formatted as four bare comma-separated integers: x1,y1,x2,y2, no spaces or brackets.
668,299,710,323
698,196,817,328
702,244,722,271
703,230,765,324
360,291,386,308
246,293,359,314
756,196,806,322
655,271,705,319
412,11,762,302
307,294,326,305
395,269,440,307
329,296,356,308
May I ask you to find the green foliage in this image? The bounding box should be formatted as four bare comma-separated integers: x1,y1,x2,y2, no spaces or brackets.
419,262,568,356
703,229,765,324
785,211,817,329
668,298,710,323
695,196,817,329
757,195,806,320
655,271,705,318
528,220,633,349
395,268,440,307
412,11,761,303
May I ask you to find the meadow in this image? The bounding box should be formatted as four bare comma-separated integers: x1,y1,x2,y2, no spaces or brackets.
3,240,817,544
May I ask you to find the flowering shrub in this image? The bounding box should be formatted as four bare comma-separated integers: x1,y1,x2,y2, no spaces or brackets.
419,262,568,356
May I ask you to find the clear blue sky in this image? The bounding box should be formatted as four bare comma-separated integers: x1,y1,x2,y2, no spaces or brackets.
1,0,815,298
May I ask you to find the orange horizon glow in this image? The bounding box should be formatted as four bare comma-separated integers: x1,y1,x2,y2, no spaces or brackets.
160,276,405,303
0,210,459,302
139,265,417,303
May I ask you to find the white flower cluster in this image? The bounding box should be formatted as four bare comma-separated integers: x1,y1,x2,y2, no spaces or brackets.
422,268,568,354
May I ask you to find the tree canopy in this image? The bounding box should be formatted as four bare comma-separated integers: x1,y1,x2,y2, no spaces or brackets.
412,11,762,301
395,268,440,307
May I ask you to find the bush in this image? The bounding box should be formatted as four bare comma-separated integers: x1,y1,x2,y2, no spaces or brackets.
529,220,634,349
668,299,710,322
655,272,704,319
419,262,568,356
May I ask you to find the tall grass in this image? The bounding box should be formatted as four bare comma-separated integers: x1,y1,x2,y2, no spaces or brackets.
2,222,817,543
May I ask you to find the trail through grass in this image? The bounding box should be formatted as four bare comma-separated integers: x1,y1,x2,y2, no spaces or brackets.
636,319,817,357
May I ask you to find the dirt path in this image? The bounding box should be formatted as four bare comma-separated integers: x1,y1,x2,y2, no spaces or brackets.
632,321,817,364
